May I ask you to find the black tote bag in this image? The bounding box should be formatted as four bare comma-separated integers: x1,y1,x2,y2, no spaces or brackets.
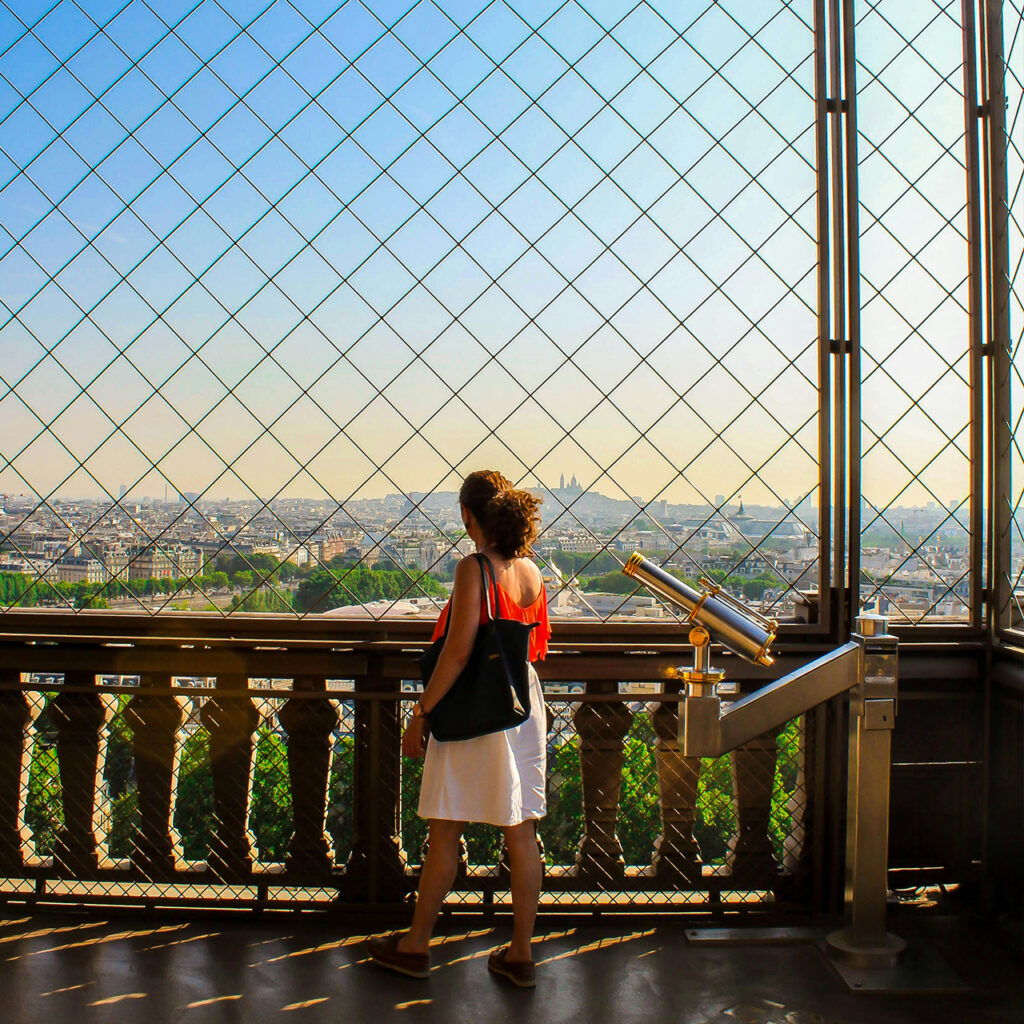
419,554,537,742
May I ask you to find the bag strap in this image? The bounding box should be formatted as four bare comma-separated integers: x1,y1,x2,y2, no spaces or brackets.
436,553,500,639
476,553,501,622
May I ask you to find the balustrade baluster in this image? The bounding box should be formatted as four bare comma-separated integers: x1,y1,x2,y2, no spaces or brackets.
200,674,258,881
727,727,783,888
651,680,703,884
342,658,406,901
573,681,632,883
279,675,338,880
0,672,43,871
50,670,116,876
125,672,184,880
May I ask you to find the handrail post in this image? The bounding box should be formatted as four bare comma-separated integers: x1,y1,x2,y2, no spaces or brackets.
50,670,116,876
826,614,905,966
727,727,783,889
573,680,631,883
651,675,702,884
342,655,406,902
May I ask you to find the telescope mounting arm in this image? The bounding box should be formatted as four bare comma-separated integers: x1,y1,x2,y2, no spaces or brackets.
681,642,861,757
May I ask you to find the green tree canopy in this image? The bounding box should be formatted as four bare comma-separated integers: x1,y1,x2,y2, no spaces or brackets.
293,567,445,613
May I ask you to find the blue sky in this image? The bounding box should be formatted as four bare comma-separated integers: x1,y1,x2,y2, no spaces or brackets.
0,0,985,528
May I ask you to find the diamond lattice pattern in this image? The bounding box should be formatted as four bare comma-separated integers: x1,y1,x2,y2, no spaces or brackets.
0,0,822,618
855,0,974,624
1001,1,1024,627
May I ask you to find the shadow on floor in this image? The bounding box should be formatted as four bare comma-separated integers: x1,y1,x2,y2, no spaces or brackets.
0,908,1019,1023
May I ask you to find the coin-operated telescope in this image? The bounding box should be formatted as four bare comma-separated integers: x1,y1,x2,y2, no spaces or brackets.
622,551,777,687
623,553,905,975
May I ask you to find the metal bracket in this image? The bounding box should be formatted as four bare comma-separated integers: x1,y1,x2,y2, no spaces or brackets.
864,698,895,730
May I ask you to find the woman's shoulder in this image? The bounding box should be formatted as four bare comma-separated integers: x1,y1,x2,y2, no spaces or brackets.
453,553,484,577
515,556,544,585
511,556,544,603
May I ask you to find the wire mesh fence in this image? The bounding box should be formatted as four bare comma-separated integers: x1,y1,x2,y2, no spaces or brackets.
0,0,832,625
854,0,976,625
999,0,1024,630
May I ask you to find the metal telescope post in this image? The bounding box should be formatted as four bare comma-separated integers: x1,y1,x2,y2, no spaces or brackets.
622,555,905,968
826,614,906,967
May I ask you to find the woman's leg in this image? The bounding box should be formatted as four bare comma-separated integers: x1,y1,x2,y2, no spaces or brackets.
502,818,543,962
397,818,466,954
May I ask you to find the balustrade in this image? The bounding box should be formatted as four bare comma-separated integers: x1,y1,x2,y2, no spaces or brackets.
0,630,814,911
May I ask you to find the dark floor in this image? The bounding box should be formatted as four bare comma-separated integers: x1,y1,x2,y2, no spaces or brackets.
0,907,1019,1024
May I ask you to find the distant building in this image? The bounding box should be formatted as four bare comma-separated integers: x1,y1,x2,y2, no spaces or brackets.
55,558,106,584
128,544,202,580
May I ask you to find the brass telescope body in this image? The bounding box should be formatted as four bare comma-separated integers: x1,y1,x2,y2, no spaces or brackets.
622,552,776,667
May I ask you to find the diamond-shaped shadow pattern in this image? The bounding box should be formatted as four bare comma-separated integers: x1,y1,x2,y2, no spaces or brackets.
1000,1,1024,630
855,0,974,624
2,0,822,621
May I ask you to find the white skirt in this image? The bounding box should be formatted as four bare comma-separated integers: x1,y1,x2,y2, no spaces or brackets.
417,664,546,827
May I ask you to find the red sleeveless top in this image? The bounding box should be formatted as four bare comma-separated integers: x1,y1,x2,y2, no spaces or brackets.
431,579,551,662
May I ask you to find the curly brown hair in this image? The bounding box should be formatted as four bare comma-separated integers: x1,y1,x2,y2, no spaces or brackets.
459,470,542,559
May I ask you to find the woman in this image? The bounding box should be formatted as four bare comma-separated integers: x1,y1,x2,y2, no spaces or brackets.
366,470,550,988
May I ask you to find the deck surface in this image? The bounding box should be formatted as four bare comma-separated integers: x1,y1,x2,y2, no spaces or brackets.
0,909,1019,1023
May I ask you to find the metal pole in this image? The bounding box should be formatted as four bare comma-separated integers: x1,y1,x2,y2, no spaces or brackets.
826,613,906,967
842,0,862,638
814,0,833,634
962,0,986,628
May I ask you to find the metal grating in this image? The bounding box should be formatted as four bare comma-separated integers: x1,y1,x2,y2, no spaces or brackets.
1000,0,1024,629
0,0,825,621
854,0,975,624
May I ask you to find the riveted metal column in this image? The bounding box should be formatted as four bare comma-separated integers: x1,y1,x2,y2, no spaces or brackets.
983,0,1012,632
